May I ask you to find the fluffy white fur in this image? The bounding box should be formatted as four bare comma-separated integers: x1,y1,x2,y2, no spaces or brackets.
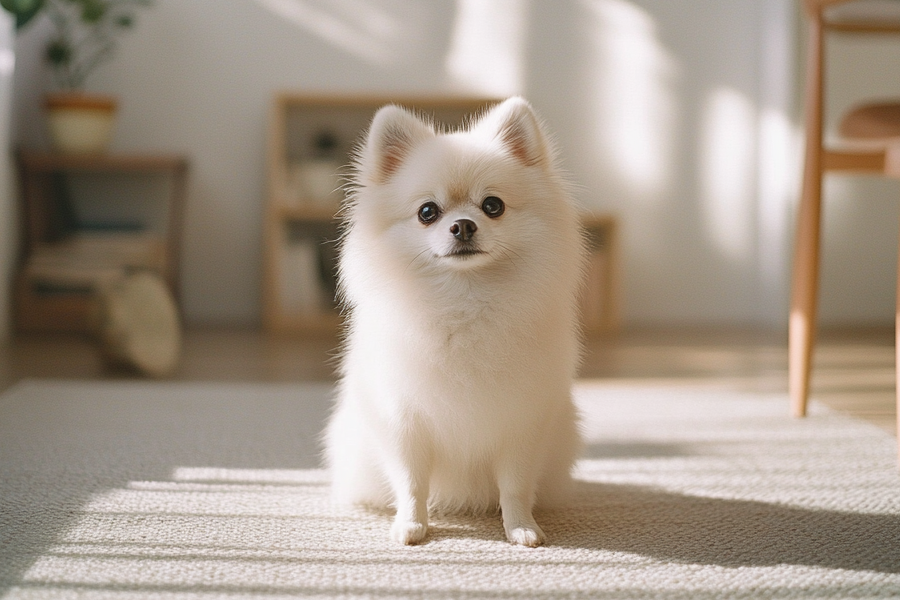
325,97,586,547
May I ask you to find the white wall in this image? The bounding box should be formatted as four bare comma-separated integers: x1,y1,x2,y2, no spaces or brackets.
18,0,878,330
525,0,798,327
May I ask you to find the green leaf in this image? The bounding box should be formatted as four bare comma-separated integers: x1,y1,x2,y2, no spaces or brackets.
45,39,71,65
1,0,45,29
80,0,106,23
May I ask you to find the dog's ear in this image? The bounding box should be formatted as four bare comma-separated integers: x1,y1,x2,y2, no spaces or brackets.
361,105,435,185
481,97,551,168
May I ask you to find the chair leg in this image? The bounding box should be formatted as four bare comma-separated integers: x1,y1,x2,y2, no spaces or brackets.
790,16,825,418
896,215,900,464
789,171,822,418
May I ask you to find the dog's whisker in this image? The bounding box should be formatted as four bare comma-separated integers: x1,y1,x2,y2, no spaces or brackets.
494,242,524,276
405,248,431,273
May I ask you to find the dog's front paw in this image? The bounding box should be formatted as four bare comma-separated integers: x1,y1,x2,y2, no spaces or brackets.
391,519,428,545
505,524,545,547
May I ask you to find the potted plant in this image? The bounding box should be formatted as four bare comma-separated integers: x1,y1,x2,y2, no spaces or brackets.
2,0,151,153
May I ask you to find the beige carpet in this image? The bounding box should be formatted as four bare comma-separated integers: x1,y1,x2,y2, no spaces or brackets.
1,379,899,599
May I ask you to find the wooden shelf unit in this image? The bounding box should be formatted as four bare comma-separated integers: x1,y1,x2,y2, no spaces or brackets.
581,214,621,334
262,94,621,335
15,151,188,333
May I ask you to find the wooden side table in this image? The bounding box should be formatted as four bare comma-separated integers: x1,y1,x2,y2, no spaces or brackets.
14,151,188,333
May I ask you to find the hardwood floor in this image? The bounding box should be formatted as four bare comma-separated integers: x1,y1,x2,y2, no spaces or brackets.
0,326,895,435
583,327,896,435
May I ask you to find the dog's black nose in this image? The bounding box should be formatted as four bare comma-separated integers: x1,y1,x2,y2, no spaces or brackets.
450,219,477,242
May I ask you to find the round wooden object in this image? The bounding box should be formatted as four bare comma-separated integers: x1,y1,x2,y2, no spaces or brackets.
98,271,181,377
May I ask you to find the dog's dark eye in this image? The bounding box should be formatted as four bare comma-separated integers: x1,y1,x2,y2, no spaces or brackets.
481,196,505,218
417,201,440,225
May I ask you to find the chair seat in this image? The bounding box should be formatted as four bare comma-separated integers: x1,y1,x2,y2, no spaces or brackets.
839,101,900,139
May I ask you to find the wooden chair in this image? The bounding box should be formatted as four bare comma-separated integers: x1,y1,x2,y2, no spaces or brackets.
791,0,900,446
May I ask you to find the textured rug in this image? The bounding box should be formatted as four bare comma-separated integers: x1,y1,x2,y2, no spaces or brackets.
0,379,899,599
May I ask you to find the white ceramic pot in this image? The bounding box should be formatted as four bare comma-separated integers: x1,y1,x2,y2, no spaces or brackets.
45,93,118,154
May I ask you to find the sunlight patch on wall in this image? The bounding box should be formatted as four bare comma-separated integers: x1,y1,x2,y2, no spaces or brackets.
0,48,13,78
756,107,796,285
253,0,401,65
444,0,528,96
700,87,756,261
582,0,678,202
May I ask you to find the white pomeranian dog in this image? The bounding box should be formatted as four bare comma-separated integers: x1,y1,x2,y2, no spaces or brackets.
325,97,585,547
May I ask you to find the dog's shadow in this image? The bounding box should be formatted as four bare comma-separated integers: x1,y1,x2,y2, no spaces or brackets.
384,477,900,574
526,480,900,574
